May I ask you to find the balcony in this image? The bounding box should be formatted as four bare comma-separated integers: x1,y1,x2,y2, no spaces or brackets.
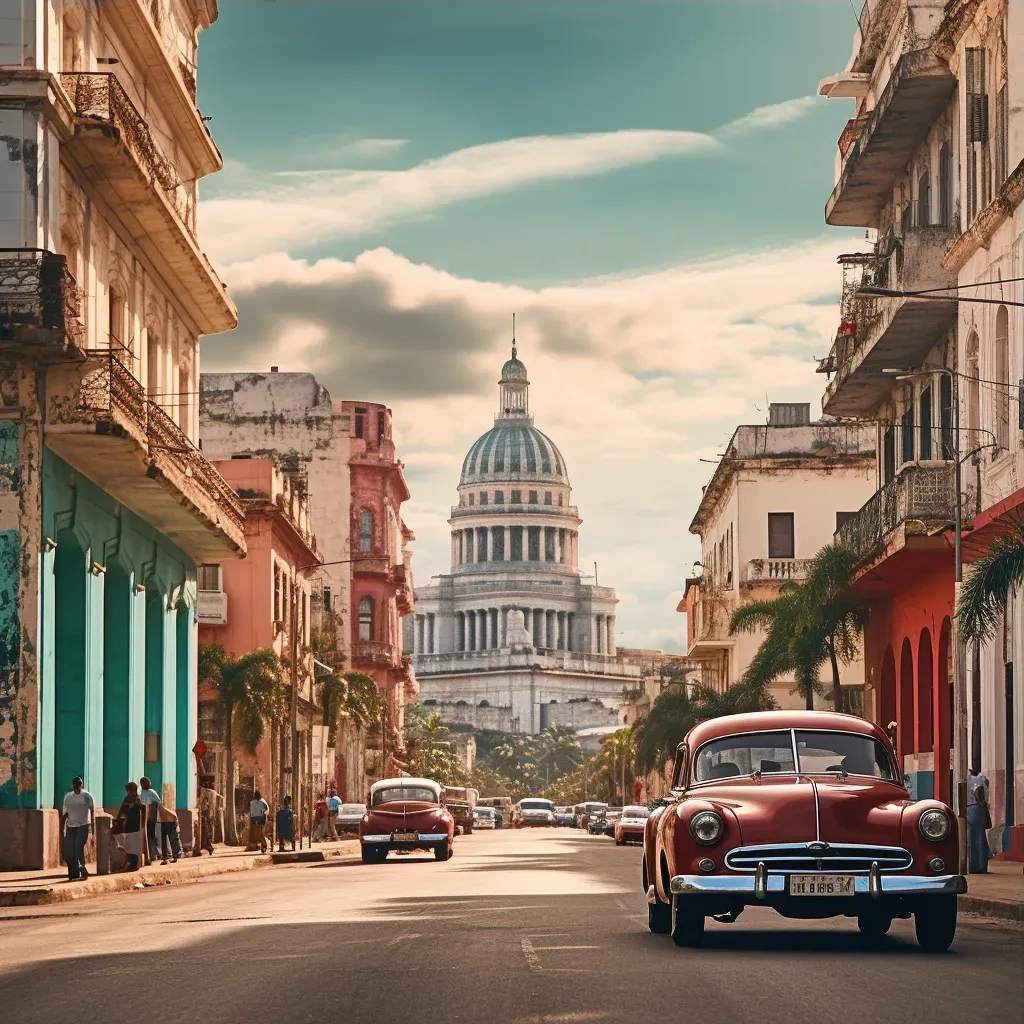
819,224,958,417
0,250,84,360
353,553,391,577
59,73,236,337
826,47,955,227
744,558,814,586
197,590,228,626
835,464,973,570
686,589,736,658
352,640,403,669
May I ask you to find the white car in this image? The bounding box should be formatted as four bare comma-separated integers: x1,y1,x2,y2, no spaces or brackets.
337,803,367,835
472,807,498,830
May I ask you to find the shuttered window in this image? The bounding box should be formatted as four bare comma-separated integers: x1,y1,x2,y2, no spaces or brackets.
767,513,795,559
919,386,933,460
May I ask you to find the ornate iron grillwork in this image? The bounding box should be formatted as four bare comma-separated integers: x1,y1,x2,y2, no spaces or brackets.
147,401,245,532
0,249,83,349
60,72,181,196
178,60,197,101
51,350,148,432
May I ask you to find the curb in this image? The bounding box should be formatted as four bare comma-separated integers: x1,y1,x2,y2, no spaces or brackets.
959,895,1024,924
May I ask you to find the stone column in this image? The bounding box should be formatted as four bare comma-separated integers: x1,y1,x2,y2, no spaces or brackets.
428,614,436,654
500,606,508,646
504,525,511,561
480,528,489,563
567,613,575,652
414,615,423,654
477,610,486,651
595,615,603,653
607,616,615,655
465,611,474,651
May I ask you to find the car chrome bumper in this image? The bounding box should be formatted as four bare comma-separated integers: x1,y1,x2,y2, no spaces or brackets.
670,873,968,897
361,833,448,844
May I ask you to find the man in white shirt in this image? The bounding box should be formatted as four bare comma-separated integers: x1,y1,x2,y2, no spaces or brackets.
249,791,270,853
139,776,162,863
60,776,95,881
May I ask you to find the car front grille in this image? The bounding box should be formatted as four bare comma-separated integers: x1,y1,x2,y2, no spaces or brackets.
724,843,912,874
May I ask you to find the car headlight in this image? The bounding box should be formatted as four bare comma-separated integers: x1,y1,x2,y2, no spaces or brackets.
918,808,951,842
689,810,724,846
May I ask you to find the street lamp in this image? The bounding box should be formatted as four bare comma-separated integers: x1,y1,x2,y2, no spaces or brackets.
881,366,968,873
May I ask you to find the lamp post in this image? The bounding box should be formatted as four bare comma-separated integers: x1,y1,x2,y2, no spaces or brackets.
882,366,967,874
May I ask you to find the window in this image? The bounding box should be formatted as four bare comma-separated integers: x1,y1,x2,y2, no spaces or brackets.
919,386,932,460
377,409,386,440
358,596,374,640
197,564,220,591
966,332,981,444
995,84,1009,188
694,732,795,782
995,306,1010,449
494,490,504,505
491,527,504,561
529,490,538,504
479,492,488,505
965,47,988,222
510,490,521,504
273,564,281,622
767,513,794,559
558,494,563,507
917,170,930,226
528,526,540,561
544,529,555,562
835,511,857,533
940,374,954,459
359,509,373,553
465,530,474,563
883,426,895,484
323,587,331,611
544,491,552,505
354,407,366,439
510,526,523,561
371,784,437,806
900,405,914,464
468,493,474,506
938,142,952,226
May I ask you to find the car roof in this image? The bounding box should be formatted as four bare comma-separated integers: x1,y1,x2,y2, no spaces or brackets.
369,777,441,796
684,710,885,750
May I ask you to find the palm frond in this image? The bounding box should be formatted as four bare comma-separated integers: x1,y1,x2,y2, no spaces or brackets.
957,516,1024,644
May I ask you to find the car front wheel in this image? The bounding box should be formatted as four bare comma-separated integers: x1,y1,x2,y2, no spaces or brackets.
857,911,892,939
671,896,705,948
435,841,452,862
914,895,957,952
361,844,387,864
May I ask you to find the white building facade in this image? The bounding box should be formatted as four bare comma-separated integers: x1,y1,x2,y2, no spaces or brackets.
413,348,643,735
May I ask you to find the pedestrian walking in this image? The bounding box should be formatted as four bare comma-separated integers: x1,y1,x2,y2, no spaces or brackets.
195,776,219,856
249,790,269,853
59,776,95,881
313,795,329,841
967,765,991,874
112,782,146,871
157,803,182,863
276,796,296,852
139,776,161,864
326,792,341,840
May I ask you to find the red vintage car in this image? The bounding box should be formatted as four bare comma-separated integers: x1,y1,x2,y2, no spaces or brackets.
642,711,965,951
359,777,455,863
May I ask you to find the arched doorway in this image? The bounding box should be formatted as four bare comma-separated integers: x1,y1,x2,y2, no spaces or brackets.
880,644,897,732
898,638,914,762
53,531,88,807
916,629,934,753
936,618,952,803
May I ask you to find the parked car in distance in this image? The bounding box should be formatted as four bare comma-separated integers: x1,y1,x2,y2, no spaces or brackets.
335,803,367,835
642,711,965,951
513,798,556,827
444,786,479,835
602,809,622,837
554,807,575,827
615,805,650,845
359,778,455,863
588,811,609,836
473,807,498,830
479,796,513,819
575,802,608,829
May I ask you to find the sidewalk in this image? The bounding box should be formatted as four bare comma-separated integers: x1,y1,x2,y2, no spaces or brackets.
960,860,1024,924
0,837,360,908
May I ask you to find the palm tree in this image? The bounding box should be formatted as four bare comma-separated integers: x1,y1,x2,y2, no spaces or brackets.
958,515,1024,643
198,643,284,845
532,726,584,784
632,677,772,777
730,544,867,711
317,672,346,747
340,671,383,728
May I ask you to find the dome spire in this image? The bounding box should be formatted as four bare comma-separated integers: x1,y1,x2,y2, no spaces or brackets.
498,315,530,421
511,312,517,361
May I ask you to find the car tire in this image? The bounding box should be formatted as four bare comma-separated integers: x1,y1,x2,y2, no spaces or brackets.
670,896,705,948
914,895,957,952
361,844,386,864
615,837,624,846
643,860,671,934
857,911,892,939
435,841,451,862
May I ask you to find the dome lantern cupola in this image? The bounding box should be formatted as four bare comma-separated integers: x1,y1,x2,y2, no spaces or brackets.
498,317,530,421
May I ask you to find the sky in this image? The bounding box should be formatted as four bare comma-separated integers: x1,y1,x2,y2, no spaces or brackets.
197,0,865,654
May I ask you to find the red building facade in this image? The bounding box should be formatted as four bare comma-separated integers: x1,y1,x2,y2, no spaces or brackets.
343,401,416,783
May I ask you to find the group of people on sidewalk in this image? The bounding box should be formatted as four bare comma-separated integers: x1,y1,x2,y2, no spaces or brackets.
58,775,189,879
245,790,346,853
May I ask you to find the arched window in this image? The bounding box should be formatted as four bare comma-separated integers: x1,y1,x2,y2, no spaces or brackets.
994,305,1010,449
917,169,930,226
147,330,161,402
359,509,373,553
966,331,980,448
358,596,374,640
108,288,125,355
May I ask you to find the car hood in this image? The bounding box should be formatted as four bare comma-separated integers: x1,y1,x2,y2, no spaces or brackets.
690,776,908,847
364,801,445,829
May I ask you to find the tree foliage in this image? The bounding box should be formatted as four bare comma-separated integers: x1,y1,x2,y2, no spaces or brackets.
957,515,1024,644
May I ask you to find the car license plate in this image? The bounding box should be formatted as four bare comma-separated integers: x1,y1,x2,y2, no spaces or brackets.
790,874,855,896
394,831,417,842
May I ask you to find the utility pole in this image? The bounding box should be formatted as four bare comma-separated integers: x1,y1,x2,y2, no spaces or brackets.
289,577,300,847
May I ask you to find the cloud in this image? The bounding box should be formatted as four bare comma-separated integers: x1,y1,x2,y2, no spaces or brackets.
201,129,721,262
209,237,856,652
716,96,820,137
338,137,410,159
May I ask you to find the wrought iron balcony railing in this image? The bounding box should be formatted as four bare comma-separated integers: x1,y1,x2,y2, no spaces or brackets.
836,464,974,565
48,350,148,441
0,249,83,354
352,640,402,667
745,558,814,584
147,401,245,534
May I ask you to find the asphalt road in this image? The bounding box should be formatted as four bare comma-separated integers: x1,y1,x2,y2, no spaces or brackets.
1,829,1020,1024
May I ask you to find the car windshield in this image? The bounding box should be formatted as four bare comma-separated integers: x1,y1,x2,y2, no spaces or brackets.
795,731,895,780
474,808,494,817
694,730,895,782
520,800,553,811
341,805,365,815
371,786,437,805
622,807,649,818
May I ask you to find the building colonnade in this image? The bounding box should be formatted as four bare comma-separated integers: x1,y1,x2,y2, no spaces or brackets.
451,525,578,568
412,609,615,655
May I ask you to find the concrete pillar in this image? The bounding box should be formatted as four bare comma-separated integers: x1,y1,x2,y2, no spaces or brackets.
607,616,615,655
466,611,475,651
595,615,603,653
500,606,508,647
175,604,196,811
504,525,511,561
455,612,463,652
567,613,575,652
428,614,436,654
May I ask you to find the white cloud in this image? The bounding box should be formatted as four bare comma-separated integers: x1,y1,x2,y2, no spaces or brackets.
339,137,410,159
201,129,721,262
716,96,820,137
211,237,856,652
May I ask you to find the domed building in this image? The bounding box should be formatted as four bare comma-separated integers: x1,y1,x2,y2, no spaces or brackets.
410,344,643,735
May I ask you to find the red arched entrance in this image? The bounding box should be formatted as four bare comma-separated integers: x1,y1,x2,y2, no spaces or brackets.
935,618,952,803
898,638,915,760
917,628,934,753
880,645,897,732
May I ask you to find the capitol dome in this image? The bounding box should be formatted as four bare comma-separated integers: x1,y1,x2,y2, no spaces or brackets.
460,422,568,485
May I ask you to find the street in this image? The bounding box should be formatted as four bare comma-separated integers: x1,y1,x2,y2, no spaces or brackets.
1,830,1020,1024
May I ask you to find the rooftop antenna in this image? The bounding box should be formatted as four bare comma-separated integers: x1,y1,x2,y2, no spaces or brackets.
511,312,517,360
